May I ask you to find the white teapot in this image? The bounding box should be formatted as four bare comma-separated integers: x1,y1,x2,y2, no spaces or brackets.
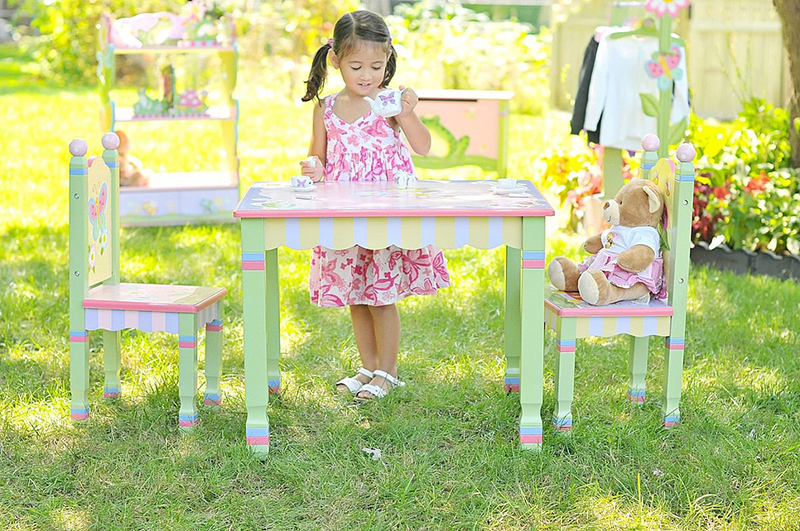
364,89,403,118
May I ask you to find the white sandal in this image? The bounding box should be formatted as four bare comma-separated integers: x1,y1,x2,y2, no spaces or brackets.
336,368,374,394
355,370,405,401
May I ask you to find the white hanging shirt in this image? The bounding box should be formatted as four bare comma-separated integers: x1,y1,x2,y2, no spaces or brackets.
584,31,690,151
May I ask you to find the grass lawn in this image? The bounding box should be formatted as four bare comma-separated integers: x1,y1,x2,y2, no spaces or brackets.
2,46,800,530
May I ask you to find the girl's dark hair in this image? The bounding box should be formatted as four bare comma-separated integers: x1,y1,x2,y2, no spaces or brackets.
302,10,396,103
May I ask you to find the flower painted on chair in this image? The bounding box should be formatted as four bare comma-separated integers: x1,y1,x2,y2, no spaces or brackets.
88,244,97,271
99,227,108,253
88,182,108,241
644,0,690,18
645,46,683,91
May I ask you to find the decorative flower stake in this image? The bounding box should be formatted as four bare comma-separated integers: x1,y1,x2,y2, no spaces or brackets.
644,0,691,18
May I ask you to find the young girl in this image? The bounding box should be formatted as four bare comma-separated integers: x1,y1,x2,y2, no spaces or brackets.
299,10,450,401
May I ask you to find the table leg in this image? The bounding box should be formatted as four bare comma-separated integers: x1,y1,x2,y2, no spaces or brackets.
504,246,521,392
266,249,281,394
241,219,270,458
178,313,199,431
519,217,546,450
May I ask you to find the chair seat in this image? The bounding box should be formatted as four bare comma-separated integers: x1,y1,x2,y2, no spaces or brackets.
545,284,673,318
84,283,227,313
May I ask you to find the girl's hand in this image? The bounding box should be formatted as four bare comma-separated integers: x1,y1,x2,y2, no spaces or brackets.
397,86,418,118
300,156,324,182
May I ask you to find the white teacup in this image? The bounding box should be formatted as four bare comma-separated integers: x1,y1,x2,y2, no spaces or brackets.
291,175,312,189
365,89,404,118
395,171,417,189
497,178,517,189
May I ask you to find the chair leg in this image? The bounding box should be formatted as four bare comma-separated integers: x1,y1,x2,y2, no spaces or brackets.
553,318,576,432
103,330,121,399
178,314,199,430
266,249,281,395
504,246,521,392
69,330,90,420
627,335,649,404
204,319,223,408
662,337,685,427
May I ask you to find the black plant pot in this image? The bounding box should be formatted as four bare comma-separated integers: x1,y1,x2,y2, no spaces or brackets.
691,242,800,281
691,241,753,275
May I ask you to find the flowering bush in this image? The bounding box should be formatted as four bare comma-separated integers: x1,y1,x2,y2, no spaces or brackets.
532,142,639,231
689,98,800,254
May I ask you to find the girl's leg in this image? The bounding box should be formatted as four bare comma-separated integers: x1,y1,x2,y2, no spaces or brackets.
337,304,379,391
357,303,401,398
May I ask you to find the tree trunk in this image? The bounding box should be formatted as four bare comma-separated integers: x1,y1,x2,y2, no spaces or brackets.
774,0,800,168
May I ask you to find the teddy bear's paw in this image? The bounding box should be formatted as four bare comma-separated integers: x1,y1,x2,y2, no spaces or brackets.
548,257,580,292
578,270,610,306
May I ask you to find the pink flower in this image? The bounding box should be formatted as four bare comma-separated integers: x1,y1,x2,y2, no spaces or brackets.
645,0,690,18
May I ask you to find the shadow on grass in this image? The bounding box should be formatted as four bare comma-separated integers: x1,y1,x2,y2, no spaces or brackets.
3,220,800,526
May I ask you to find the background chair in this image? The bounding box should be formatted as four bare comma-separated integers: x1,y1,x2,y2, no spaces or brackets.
543,135,695,431
68,133,227,429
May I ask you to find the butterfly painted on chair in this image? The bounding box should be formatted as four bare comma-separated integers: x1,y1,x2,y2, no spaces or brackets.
645,46,683,91
88,182,108,243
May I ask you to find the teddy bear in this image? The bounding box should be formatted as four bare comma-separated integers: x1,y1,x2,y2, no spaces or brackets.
548,178,667,306
116,130,152,187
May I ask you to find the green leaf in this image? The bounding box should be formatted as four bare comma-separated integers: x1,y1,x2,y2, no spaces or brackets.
640,93,659,118
668,118,688,146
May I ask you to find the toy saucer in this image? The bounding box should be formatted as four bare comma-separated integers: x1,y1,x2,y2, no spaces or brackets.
492,185,527,195
293,184,317,192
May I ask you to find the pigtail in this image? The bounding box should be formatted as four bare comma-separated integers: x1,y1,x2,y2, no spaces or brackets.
381,45,397,88
302,43,332,103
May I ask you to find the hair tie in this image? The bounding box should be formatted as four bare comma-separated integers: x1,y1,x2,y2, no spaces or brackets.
388,37,393,46
327,38,334,47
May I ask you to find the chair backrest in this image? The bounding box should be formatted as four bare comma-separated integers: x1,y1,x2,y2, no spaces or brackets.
69,134,121,306
640,134,695,333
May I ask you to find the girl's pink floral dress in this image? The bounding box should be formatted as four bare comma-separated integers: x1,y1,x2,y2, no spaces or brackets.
309,93,451,307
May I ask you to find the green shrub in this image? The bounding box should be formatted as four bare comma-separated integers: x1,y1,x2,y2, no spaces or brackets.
689,98,800,254
387,0,550,115
235,0,359,61
13,0,183,84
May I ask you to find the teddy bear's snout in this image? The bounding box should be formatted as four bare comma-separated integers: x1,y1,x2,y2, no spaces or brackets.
602,199,620,225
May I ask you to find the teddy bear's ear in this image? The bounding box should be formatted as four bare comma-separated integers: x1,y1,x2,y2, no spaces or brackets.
643,185,662,213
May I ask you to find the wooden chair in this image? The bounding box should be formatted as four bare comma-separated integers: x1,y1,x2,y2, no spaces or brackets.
68,133,227,429
544,135,695,431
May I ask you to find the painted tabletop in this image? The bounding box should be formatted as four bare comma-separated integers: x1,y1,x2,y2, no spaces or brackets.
234,180,555,219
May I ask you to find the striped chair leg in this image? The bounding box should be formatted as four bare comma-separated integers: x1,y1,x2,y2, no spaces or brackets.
178,314,199,430
627,336,649,404
662,337,685,427
204,319,223,408
103,330,122,399
70,330,90,421
553,323,576,432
